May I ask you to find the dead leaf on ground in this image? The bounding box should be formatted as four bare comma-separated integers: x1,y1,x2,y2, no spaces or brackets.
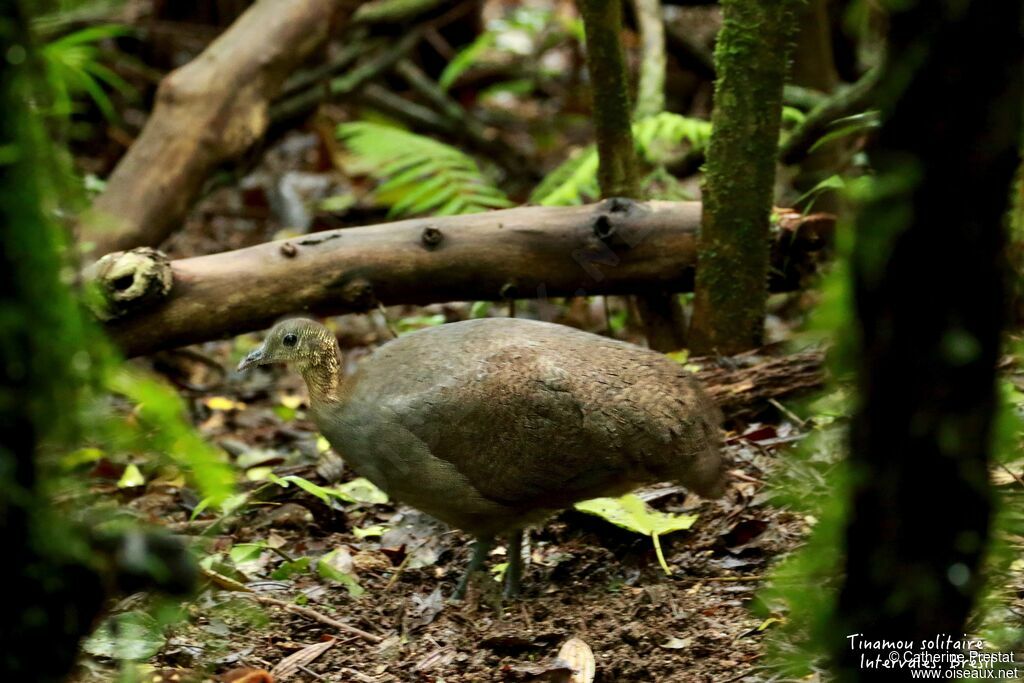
269,638,334,680
557,637,595,683
406,587,445,630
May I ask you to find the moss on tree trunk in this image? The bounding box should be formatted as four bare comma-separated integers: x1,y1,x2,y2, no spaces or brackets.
690,0,798,355
577,0,640,199
0,5,106,679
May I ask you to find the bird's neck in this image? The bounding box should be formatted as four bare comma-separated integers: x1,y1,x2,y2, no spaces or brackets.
300,344,343,406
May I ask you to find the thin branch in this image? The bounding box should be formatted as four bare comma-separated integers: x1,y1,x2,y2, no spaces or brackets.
250,595,384,643
779,61,883,164
633,0,667,117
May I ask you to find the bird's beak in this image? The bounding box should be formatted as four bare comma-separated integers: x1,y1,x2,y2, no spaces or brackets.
238,346,265,372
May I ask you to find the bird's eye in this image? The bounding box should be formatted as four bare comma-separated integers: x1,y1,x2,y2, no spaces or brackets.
282,333,298,347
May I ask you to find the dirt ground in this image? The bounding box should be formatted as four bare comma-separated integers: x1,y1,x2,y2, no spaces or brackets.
77,347,810,683
74,127,814,683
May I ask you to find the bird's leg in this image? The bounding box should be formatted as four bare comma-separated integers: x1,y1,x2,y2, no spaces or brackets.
453,536,493,600
504,529,524,599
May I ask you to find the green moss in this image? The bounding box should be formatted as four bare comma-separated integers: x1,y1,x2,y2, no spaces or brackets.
691,0,799,354
578,0,640,199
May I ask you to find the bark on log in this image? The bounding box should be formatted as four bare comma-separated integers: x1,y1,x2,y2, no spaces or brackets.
100,200,830,356
78,0,354,257
695,348,825,419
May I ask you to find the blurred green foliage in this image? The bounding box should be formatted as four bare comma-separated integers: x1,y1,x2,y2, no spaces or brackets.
2,0,232,602
41,23,133,121
438,5,581,96
531,112,711,205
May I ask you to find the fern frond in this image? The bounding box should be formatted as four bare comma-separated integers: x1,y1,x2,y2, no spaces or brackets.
439,33,497,91
41,23,133,121
529,148,599,206
531,113,711,206
337,121,513,218
633,112,711,164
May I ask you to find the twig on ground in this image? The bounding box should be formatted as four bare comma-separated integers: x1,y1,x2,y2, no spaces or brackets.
250,595,385,643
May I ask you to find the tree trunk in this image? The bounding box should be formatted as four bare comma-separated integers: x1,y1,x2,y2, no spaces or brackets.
77,0,354,257
689,0,798,355
577,0,641,199
92,201,831,356
789,0,837,93
632,0,667,119
788,0,843,214
578,0,687,351
832,0,1022,678
0,4,104,679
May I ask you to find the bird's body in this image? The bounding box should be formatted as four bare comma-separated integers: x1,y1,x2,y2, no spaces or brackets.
241,317,726,596
321,318,724,537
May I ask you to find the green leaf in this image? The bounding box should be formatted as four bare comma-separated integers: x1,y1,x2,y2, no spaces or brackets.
230,542,268,564
318,194,356,213
532,113,711,206
317,550,365,596
575,494,698,575
41,24,136,122
271,556,311,579
795,174,846,211
83,611,166,661
439,32,496,90
808,111,880,153
470,301,492,318
353,524,388,539
62,446,104,470
335,477,389,505
48,24,133,47
268,473,348,506
395,314,447,335
531,147,599,206
782,106,806,126
116,463,145,488
108,367,234,504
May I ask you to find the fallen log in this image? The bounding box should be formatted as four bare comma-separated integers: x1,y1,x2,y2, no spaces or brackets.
696,348,826,418
98,200,830,356
78,0,355,257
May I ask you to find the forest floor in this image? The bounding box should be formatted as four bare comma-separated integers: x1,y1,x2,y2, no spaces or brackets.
72,129,822,683
67,132,1024,683
81,337,812,682
68,120,1024,683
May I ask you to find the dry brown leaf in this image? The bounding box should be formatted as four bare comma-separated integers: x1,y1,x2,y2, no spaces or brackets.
557,637,596,683
219,668,274,683
269,638,335,680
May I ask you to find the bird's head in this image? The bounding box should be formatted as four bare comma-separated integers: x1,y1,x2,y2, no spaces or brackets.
238,318,338,373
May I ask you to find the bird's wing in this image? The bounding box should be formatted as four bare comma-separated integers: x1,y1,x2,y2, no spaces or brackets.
374,340,719,510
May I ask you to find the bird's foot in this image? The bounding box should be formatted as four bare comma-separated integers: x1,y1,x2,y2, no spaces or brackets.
451,537,494,601
503,529,524,599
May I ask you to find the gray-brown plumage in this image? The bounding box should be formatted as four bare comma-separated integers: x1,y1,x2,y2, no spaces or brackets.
239,317,726,598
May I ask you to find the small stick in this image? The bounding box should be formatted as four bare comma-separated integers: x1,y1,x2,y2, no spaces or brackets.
682,575,766,583
298,665,329,680
999,463,1024,488
384,540,426,592
250,595,383,643
729,469,763,485
767,398,806,427
376,302,398,339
